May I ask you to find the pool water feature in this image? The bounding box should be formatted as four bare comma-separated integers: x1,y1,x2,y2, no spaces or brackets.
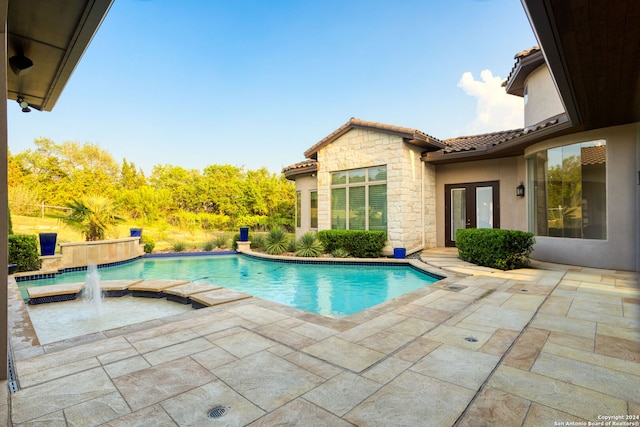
18,254,440,317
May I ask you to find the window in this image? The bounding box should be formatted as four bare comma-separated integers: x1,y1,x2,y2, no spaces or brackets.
527,140,606,239
330,166,387,231
310,191,318,229
295,192,301,228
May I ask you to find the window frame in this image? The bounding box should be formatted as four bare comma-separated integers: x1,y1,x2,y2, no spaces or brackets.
330,166,387,231
526,139,607,240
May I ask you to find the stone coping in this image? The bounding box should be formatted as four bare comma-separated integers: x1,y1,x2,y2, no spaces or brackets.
58,237,142,247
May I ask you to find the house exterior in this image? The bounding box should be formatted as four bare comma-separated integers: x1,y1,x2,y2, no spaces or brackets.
284,5,640,272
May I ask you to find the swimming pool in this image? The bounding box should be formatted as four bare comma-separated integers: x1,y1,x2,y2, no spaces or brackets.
18,254,441,317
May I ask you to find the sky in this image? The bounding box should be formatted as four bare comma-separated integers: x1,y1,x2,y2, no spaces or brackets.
8,0,537,176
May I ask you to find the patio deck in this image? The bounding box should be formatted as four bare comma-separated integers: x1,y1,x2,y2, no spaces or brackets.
4,248,639,426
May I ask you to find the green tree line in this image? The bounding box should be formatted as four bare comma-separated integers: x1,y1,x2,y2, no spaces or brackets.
8,138,295,232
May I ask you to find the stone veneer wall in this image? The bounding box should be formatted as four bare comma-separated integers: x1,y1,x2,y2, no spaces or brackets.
316,128,435,253
59,237,144,269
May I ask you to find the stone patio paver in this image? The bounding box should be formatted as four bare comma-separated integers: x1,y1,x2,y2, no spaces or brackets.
7,248,639,426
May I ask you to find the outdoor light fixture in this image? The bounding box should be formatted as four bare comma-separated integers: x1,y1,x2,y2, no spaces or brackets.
9,54,33,76
516,182,525,197
16,97,31,113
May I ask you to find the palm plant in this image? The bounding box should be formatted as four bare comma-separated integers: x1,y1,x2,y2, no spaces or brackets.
295,232,324,257
264,226,288,255
59,195,124,241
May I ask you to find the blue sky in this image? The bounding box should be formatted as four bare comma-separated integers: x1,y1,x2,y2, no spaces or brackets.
8,0,537,175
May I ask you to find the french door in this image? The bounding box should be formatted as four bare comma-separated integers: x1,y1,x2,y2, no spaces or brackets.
445,181,500,247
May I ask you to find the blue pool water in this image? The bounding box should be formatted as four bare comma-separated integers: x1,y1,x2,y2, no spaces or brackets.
18,254,440,317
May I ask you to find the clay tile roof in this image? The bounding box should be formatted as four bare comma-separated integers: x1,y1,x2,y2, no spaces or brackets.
514,46,541,59
441,114,564,154
303,117,445,159
581,144,606,165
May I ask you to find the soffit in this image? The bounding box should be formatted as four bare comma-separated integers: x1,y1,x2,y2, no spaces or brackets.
522,0,640,129
7,0,113,111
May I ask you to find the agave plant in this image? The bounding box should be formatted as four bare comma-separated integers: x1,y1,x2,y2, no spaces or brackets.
331,247,350,258
295,232,324,257
250,233,266,250
264,226,288,255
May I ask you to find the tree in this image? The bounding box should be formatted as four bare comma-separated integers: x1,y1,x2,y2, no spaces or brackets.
58,195,125,241
119,159,146,190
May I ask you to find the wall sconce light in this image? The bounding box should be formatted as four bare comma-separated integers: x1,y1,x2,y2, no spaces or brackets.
516,182,525,197
16,97,31,113
9,54,33,76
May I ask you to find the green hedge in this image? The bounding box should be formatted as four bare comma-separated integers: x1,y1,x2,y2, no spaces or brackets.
456,228,535,270
317,230,386,258
8,235,42,273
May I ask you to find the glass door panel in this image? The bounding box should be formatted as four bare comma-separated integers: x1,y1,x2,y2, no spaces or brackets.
475,186,493,228
451,188,466,242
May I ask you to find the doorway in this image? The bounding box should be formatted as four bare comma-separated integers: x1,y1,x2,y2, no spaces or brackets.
445,181,500,247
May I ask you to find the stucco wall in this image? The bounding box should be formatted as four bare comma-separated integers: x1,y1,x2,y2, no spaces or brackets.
294,173,317,238
313,128,433,253
434,156,525,247
524,123,639,271
524,65,565,127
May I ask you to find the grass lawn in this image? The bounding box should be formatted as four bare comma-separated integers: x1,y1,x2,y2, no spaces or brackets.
10,215,238,252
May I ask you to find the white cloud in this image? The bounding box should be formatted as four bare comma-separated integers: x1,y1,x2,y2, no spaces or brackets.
457,69,523,135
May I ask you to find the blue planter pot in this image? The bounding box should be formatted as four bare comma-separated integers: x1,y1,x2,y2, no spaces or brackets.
239,227,249,242
393,248,406,259
130,228,143,237
39,233,57,256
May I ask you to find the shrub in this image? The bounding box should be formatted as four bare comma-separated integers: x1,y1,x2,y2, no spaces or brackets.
317,230,386,258
264,226,288,255
295,232,324,257
172,241,186,252
232,233,240,250
141,235,155,253
456,228,535,270
202,240,215,251
213,235,228,249
9,235,41,272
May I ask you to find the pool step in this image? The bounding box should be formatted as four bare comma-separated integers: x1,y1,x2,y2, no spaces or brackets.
164,282,222,304
190,289,252,309
128,279,190,298
26,280,252,310
27,282,85,305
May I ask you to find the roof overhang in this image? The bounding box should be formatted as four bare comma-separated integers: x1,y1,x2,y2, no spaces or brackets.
521,0,640,130
6,0,113,112
303,118,446,159
282,160,318,180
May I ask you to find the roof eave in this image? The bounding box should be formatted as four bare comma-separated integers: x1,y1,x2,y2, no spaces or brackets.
503,50,545,97
282,163,318,180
